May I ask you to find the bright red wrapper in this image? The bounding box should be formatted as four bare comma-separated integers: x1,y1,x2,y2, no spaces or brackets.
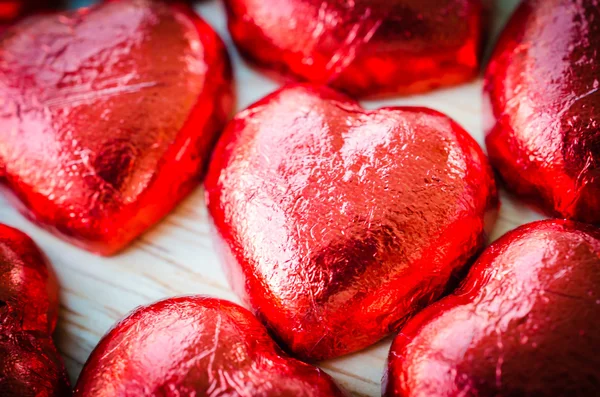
484,0,600,224
0,0,234,255
225,0,483,97
384,220,600,397
0,224,70,397
205,84,498,360
74,296,347,396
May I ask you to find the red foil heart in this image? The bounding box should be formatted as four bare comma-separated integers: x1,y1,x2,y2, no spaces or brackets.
484,0,600,224
224,0,483,97
0,224,70,396
0,0,234,255
0,225,58,333
74,296,348,396
205,84,498,360
384,220,600,397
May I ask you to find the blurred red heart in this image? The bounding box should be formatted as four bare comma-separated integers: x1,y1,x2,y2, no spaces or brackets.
0,224,70,397
484,0,600,224
224,0,483,97
0,0,63,22
384,220,600,397
205,84,498,360
0,0,64,34
74,296,348,396
0,224,57,333
0,0,233,255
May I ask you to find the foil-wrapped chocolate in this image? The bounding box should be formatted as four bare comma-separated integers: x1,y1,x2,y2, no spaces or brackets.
0,0,233,255
74,296,347,396
0,224,70,397
205,84,498,360
485,0,600,224
384,220,600,397
225,0,483,97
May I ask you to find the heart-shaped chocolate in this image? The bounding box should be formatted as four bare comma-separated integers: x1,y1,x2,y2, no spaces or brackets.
384,220,600,397
205,84,498,360
0,224,70,397
0,224,58,333
0,0,233,255
224,0,483,97
484,0,600,224
74,296,347,396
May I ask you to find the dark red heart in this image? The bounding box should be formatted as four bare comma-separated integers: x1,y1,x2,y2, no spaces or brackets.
0,0,233,255
0,224,70,397
0,0,63,22
0,0,64,34
484,0,600,224
384,220,600,396
224,0,483,97
0,225,57,333
74,296,348,396
205,84,498,360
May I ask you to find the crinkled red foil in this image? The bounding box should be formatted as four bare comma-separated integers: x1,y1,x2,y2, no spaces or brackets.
484,0,600,224
0,224,70,396
205,84,498,360
0,0,233,255
384,220,600,397
74,296,348,396
224,0,483,97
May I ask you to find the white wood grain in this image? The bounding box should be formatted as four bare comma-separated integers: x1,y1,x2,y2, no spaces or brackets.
0,1,543,396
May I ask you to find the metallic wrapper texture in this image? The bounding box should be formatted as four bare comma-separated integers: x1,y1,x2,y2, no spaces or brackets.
74,296,348,397
0,224,70,397
224,0,483,97
384,220,600,397
485,0,600,224
205,84,498,360
0,0,234,255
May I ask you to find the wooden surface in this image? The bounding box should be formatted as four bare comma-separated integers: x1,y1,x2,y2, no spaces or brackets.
0,1,545,395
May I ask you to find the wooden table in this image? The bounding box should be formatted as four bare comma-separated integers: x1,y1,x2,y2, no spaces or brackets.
0,1,543,395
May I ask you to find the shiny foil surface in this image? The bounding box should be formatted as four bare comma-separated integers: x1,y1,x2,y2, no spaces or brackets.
205,84,498,360
0,0,234,255
74,296,348,397
224,0,482,97
0,224,58,333
0,224,70,397
384,220,600,397
484,0,600,224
